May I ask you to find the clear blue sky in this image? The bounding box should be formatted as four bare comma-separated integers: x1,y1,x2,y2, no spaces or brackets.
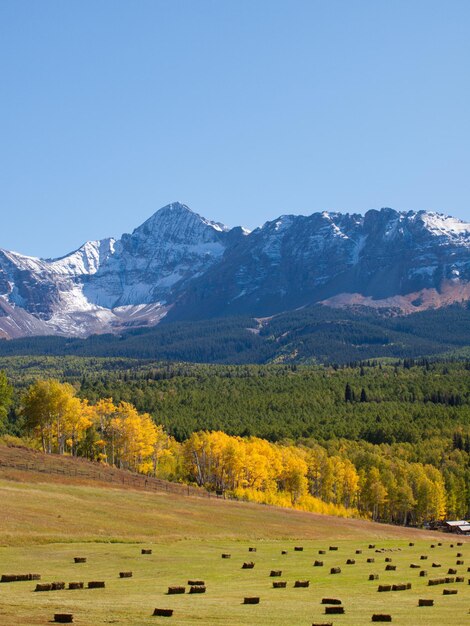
1,0,469,258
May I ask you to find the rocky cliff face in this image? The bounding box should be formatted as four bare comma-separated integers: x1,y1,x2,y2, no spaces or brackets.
0,203,469,337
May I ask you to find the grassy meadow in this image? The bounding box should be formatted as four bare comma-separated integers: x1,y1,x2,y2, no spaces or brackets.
1,470,469,625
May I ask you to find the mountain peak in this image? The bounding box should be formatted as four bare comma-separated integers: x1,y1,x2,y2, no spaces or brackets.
133,202,229,238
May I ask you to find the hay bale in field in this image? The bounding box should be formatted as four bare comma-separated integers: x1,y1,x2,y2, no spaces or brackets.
369,544,376,549
419,571,428,577
35,583,52,592
456,576,464,582
456,560,464,565
418,599,433,606
152,608,173,617
1,574,41,583
346,559,356,565
141,549,152,555
294,546,303,551
410,564,420,568
119,572,132,578
51,582,66,590
242,562,255,569
68,582,84,590
167,586,185,594
321,598,342,605
391,584,409,591
329,546,338,551
189,585,206,593
444,577,455,583
431,563,441,568
371,615,392,622
447,568,457,575
443,589,457,595
369,574,379,580
243,596,260,604
385,557,392,562
270,570,282,577
428,578,445,586
188,580,204,586
318,550,326,555
438,542,442,546
248,547,257,552
87,581,105,589
272,581,287,588
312,623,333,626
74,558,86,563
409,543,414,547
356,550,362,554
450,544,454,548
456,552,463,557
281,550,288,555
420,555,428,560
325,606,344,614
330,567,341,574
431,544,436,548
53,614,73,623
457,542,463,546
314,560,324,567
385,565,396,571
294,580,309,587
221,554,231,559
367,558,375,563
377,585,392,592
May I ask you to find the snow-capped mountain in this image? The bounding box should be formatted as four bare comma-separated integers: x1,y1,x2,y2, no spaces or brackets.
0,203,469,338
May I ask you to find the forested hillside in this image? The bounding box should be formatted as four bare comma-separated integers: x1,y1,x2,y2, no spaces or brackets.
1,355,469,524
1,303,470,364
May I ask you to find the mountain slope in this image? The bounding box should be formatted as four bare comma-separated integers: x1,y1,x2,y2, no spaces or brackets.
0,203,469,339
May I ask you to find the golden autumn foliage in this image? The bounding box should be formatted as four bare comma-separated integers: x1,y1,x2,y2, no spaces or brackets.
20,380,448,524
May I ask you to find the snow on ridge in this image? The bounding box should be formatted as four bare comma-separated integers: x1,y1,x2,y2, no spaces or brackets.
420,212,470,236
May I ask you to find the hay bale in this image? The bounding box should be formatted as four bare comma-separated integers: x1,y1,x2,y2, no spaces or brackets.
447,568,457,575
153,608,173,617
318,550,326,555
457,542,463,546
444,577,455,583
346,558,356,564
312,623,333,626
385,565,396,571
385,557,392,562
391,584,409,591
167,586,185,594
377,585,392,592
456,560,464,565
1,574,41,583
53,615,73,623
187,580,205,586
68,582,84,590
294,580,309,587
51,582,66,590
325,606,344,614
281,550,288,555
356,549,362,554
242,562,255,569
330,567,341,574
313,560,324,567
248,547,257,552
369,574,379,580
141,549,152,555
243,596,260,604
409,542,414,547
321,598,342,605
456,576,464,582
35,583,52,592
329,546,338,551
420,555,428,560
438,543,442,546
418,599,433,606
189,585,206,593
270,570,282,577
431,563,441,568
272,581,287,588
443,589,457,595
119,572,133,578
87,581,105,589
367,558,375,563
294,546,304,552
371,615,392,622
456,552,463,557
410,564,420,568
431,544,436,548
369,544,376,549
74,558,86,563
221,554,231,559
419,570,428,577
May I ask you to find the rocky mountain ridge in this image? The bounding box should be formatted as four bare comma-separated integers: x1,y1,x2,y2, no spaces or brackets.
0,202,469,338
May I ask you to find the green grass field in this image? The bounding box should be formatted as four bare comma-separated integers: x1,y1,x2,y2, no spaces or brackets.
1,469,469,625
